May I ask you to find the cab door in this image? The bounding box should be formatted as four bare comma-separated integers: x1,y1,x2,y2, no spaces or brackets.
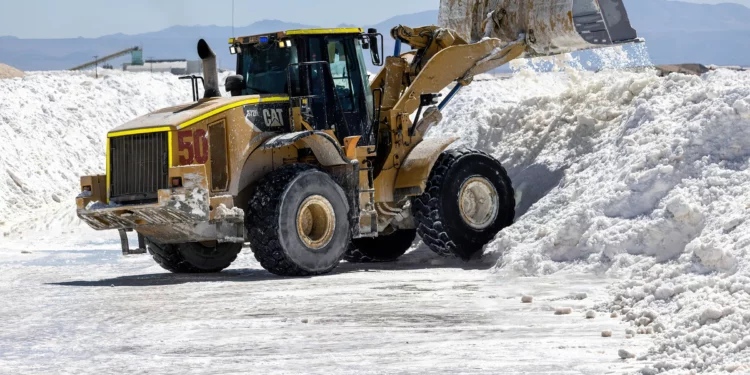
322,36,374,145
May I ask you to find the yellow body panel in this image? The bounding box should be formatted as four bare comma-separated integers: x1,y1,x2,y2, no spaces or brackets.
175,96,287,130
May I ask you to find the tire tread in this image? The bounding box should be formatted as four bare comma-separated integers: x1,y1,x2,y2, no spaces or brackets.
245,164,334,277
413,148,515,259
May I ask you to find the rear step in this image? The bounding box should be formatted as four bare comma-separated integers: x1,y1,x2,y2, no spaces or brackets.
119,229,148,255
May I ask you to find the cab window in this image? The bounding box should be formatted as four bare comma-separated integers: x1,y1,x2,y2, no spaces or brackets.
327,39,356,112
238,42,298,95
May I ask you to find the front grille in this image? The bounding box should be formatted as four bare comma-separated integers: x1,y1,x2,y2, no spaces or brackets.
109,132,169,205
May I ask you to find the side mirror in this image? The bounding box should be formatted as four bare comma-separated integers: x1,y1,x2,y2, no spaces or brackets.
366,28,384,66
225,74,245,97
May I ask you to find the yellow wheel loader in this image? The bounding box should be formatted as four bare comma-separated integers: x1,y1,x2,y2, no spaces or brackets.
76,0,640,276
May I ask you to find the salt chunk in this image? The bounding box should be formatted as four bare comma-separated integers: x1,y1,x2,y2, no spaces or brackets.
659,165,674,175
699,306,724,325
725,363,742,373
577,114,596,127
619,349,636,359
654,286,674,300
555,307,572,315
642,310,658,321
733,98,750,119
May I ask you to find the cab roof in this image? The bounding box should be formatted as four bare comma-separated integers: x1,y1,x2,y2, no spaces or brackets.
230,28,364,45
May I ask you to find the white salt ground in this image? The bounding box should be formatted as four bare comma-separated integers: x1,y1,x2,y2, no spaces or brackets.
431,50,750,373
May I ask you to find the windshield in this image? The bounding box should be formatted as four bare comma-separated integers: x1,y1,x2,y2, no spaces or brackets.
238,42,298,95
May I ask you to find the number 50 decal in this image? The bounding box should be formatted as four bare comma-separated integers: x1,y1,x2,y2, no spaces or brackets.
177,129,209,165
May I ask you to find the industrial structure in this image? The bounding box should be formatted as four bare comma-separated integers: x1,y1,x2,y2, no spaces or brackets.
123,59,202,75
70,46,201,75
70,47,142,71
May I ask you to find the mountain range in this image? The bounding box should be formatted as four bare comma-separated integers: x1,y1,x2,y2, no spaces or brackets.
1,0,749,72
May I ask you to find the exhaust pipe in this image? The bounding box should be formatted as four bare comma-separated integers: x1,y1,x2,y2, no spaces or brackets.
197,39,221,98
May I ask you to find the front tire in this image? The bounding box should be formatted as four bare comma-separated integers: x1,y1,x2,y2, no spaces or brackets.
344,229,417,263
146,238,242,273
413,148,515,260
245,165,350,276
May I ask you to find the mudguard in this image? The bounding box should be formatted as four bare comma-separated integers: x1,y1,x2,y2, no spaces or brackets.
263,131,350,167
394,136,459,196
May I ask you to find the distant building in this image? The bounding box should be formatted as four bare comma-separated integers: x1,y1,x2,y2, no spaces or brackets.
123,59,202,75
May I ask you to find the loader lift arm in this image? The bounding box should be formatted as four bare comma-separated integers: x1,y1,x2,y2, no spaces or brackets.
367,0,640,202
377,0,642,121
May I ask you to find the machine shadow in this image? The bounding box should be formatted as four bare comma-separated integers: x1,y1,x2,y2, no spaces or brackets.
49,245,494,288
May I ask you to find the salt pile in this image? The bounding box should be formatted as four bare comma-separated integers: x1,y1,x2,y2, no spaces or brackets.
433,52,750,373
0,63,24,79
0,71,191,231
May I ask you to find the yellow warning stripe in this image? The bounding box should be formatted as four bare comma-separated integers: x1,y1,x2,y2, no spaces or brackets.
105,137,110,203
175,96,288,130
107,126,172,138
286,28,363,35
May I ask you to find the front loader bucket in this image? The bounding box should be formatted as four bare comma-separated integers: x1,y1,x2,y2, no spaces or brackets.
438,0,640,57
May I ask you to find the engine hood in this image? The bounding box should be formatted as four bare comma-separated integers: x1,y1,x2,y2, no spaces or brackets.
107,95,287,136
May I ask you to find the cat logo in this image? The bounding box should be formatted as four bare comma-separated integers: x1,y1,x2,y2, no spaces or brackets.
263,108,285,128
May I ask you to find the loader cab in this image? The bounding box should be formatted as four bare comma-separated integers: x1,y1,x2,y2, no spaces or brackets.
230,28,379,145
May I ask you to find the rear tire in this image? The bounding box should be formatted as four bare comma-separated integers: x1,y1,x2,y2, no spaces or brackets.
245,165,350,276
344,229,417,263
146,238,242,273
413,148,515,260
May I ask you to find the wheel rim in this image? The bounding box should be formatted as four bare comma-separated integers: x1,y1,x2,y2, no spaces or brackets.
296,195,336,249
458,176,500,230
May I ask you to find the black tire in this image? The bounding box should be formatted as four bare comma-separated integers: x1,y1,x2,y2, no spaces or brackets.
145,238,242,273
245,165,350,276
344,229,417,263
413,148,515,260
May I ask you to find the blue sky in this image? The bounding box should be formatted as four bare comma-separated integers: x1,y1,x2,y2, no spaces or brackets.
0,0,746,39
